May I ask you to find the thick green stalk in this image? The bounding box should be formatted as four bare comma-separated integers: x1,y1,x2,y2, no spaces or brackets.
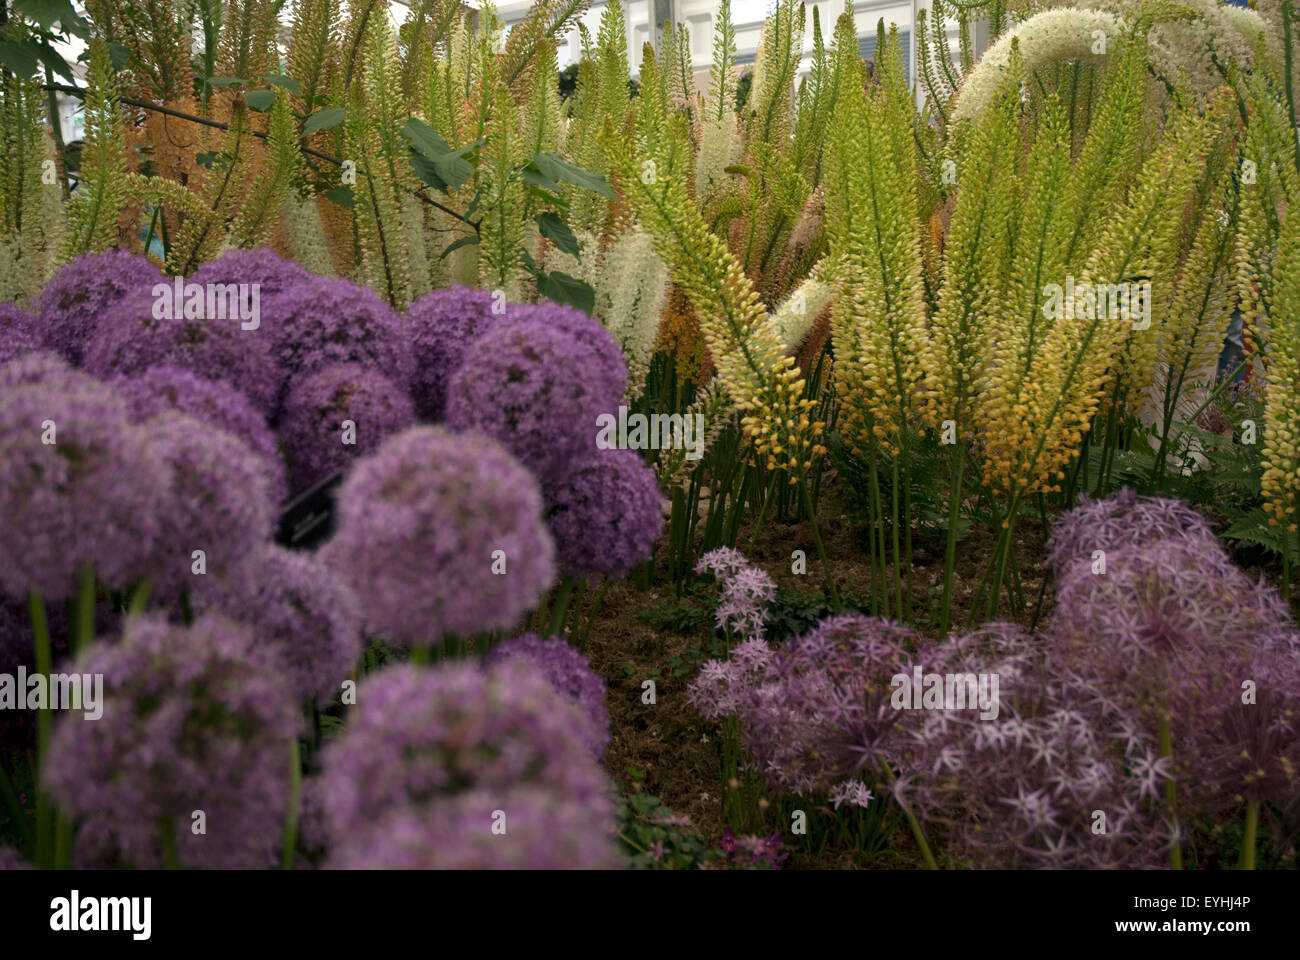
1159,715,1182,870
1239,799,1258,870
282,739,301,870
938,442,966,638
29,591,53,869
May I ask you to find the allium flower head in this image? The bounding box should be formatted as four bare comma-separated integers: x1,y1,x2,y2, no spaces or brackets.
81,289,280,413
543,449,665,578
42,614,299,868
141,411,277,599
486,633,611,759
317,661,615,865
1046,487,1219,577
405,285,505,421
279,362,416,495
507,300,628,403
0,302,39,365
321,426,555,647
263,275,414,394
193,544,363,705
445,313,625,483
189,247,312,304
330,786,620,869
33,250,162,363
112,365,287,504
0,363,167,599
694,547,776,640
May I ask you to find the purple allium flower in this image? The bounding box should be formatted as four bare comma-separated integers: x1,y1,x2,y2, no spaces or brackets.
317,661,615,866
828,779,875,810
42,614,299,868
0,302,39,365
193,544,363,706
262,275,414,395
278,362,416,495
543,449,664,578
0,363,167,599
1046,487,1219,578
33,250,162,364
140,411,277,601
895,622,1174,869
320,426,555,648
406,285,506,421
0,349,73,388
112,365,287,505
486,633,610,759
693,548,777,640
189,247,314,302
81,289,280,413
691,614,926,797
0,846,29,870
444,314,625,484
1050,528,1300,820
329,786,620,869
507,300,627,401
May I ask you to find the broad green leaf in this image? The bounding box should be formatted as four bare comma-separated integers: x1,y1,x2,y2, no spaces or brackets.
535,212,579,257
245,89,275,112
302,107,345,135
538,271,595,313
264,73,301,94
0,40,39,77
534,152,615,198
323,185,355,208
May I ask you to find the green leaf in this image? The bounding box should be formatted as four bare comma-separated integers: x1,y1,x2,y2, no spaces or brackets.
245,89,276,112
0,40,39,77
264,73,301,94
323,185,355,208
302,107,345,135
33,40,75,83
534,152,615,198
538,271,595,313
535,212,579,257
107,42,131,73
410,153,450,193
400,117,453,158
14,0,77,30
520,164,563,194
439,235,480,260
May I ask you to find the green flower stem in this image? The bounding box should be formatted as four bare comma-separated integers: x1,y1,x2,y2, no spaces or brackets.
282,738,301,870
547,576,576,637
29,591,53,870
1239,799,1258,871
938,441,966,638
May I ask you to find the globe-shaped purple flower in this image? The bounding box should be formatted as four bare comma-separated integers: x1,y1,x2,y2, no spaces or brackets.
0,302,39,365
278,362,416,495
509,299,627,401
406,285,506,421
544,449,664,578
33,250,162,363
42,614,299,868
445,315,625,483
139,411,277,601
190,247,313,302
329,786,620,869
1046,487,1219,578
112,365,287,505
317,661,615,866
486,633,611,759
262,275,414,393
0,363,167,599
194,544,364,705
321,426,555,648
81,289,280,413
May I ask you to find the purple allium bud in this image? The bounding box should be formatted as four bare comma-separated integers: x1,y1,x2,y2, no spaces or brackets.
329,786,620,869
278,362,416,495
81,289,280,414
0,302,40,365
194,544,364,706
42,614,299,868
405,285,505,421
543,449,665,578
0,349,73,388
445,315,625,484
1046,487,1219,578
0,363,168,600
321,426,555,648
33,250,162,364
140,411,277,601
486,633,611,759
896,622,1173,868
262,276,414,395
112,365,287,505
317,661,616,866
